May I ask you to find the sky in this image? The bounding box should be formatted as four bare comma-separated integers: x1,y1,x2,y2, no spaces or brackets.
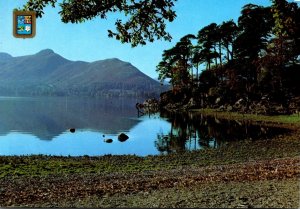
0,0,298,79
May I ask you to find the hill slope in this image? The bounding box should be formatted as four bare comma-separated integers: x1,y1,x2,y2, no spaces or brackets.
0,49,165,97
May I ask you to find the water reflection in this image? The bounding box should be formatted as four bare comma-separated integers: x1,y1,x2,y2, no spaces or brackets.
0,96,140,140
0,96,291,156
155,111,290,154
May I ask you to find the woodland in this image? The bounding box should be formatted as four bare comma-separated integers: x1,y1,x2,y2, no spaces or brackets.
156,0,300,115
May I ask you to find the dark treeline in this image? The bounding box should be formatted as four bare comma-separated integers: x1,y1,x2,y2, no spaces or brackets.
156,0,300,115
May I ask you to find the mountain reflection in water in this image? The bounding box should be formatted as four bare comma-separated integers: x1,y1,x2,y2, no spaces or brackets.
0,97,290,156
0,96,139,140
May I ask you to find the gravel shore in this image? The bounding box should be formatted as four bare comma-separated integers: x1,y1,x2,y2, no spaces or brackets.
0,129,299,207
57,178,299,208
0,157,299,207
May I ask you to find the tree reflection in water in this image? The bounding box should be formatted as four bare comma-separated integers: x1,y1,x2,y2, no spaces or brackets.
155,111,290,154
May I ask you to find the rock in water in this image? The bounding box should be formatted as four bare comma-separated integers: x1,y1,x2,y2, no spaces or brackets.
104,139,113,143
70,128,75,133
118,133,129,142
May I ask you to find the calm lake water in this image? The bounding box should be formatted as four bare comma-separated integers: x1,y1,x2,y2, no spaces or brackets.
0,96,289,156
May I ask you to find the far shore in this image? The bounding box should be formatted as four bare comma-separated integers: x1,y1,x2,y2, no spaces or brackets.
189,108,300,129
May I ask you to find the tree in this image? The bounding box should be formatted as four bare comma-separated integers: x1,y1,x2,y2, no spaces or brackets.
156,46,185,90
219,20,238,62
175,34,197,86
156,34,196,91
156,57,174,88
234,4,274,61
198,23,218,69
271,0,299,65
192,46,205,85
257,0,300,103
155,0,299,114
232,4,274,96
23,0,177,47
197,23,220,70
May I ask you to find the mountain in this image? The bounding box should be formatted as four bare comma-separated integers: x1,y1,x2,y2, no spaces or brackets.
0,49,166,97
0,52,13,62
153,78,170,86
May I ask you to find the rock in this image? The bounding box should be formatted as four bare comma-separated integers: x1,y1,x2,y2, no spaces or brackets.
69,128,75,133
118,133,129,142
235,98,244,106
275,105,284,113
164,103,180,112
208,87,218,96
187,98,196,108
136,102,144,109
142,98,159,113
239,197,249,202
236,203,249,208
215,97,221,104
261,95,269,101
143,98,159,107
219,105,225,111
227,105,233,112
104,139,113,143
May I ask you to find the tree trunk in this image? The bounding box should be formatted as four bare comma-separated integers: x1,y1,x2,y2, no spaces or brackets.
230,43,234,61
191,67,193,87
214,47,218,66
226,45,230,62
196,64,199,86
219,42,222,67
208,60,211,70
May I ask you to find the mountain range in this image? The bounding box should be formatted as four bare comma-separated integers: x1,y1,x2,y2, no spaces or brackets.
0,49,166,97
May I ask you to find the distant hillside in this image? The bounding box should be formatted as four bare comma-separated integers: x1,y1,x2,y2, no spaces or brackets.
0,53,13,62
0,49,167,97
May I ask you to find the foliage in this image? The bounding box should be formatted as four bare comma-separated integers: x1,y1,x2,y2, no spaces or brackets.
157,0,300,114
156,34,195,89
219,20,238,62
23,0,177,47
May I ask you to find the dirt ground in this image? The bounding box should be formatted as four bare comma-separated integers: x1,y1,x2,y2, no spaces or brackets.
0,157,299,208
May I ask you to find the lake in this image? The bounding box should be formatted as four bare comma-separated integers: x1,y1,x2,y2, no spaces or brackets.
0,96,289,156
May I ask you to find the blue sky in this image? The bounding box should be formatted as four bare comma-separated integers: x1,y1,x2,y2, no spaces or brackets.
0,0,297,79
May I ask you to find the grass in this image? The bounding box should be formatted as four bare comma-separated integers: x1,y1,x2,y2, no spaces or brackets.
190,108,300,126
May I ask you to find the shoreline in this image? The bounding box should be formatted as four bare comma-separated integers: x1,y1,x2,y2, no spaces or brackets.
1,127,300,177
0,111,299,207
189,108,300,129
